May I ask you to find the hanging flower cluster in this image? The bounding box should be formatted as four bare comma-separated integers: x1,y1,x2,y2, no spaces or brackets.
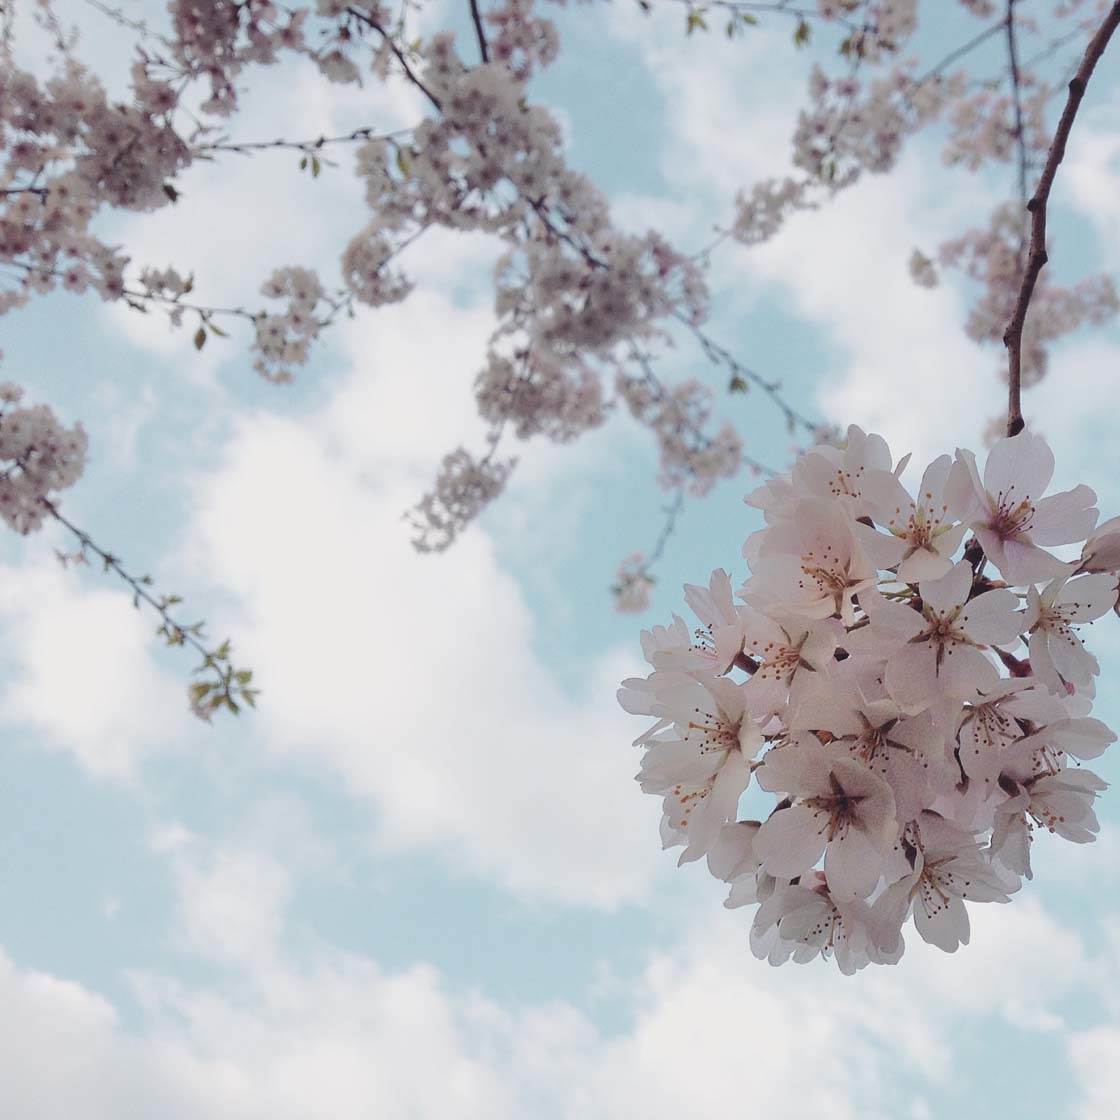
619,427,1120,972
0,382,87,533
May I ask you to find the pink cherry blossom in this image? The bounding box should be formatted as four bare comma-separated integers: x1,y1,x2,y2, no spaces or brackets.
947,432,1098,584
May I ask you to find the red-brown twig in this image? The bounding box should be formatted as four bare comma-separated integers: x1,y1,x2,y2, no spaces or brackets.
1002,1,1120,437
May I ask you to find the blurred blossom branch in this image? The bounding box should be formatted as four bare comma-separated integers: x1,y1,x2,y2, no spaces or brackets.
1,0,1119,688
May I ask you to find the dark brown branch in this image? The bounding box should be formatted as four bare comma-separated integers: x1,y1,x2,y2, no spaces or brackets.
346,7,443,111
469,0,490,63
1002,0,1120,438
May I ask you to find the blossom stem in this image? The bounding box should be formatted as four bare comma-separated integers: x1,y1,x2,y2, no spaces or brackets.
1004,1,1030,216
347,7,443,111
469,0,490,64
40,499,256,717
679,316,819,435
624,487,687,595
1002,0,1120,438
193,125,415,157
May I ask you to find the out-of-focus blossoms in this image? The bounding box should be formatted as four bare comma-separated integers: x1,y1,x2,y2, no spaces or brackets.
0,383,87,533
619,427,1120,972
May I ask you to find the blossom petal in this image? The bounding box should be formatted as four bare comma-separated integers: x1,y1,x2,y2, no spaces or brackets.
825,827,882,901
754,805,828,878
982,432,1055,504
1029,486,1098,547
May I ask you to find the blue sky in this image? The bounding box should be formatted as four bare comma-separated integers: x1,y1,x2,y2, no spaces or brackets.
3,1,1120,1116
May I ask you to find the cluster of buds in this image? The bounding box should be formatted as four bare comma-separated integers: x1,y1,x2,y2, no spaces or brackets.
620,427,1120,972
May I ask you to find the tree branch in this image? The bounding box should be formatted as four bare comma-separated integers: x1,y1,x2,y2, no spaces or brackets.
193,124,413,157
1002,0,1120,438
41,500,258,719
1005,0,1030,213
469,0,490,63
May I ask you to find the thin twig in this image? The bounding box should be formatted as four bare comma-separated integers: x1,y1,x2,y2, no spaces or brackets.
1005,1,1030,213
346,7,443,111
656,0,859,31
644,488,686,572
193,124,414,157
469,0,490,63
1002,0,1120,437
913,17,1008,88
40,499,258,718
677,316,820,435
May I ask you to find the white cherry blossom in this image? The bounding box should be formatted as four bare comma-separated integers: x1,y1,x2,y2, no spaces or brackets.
743,497,877,625
881,815,1015,953
947,432,1098,584
859,453,969,582
855,560,1021,709
635,675,763,864
1080,515,1120,574
755,741,899,901
621,426,1119,970
1023,573,1119,696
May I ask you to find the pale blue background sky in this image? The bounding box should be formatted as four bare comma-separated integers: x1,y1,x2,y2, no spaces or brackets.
3,1,1120,1116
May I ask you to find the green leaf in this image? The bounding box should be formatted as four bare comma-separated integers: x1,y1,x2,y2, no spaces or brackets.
686,9,708,35
194,325,207,350
396,147,412,176
299,155,308,171
208,321,229,338
729,375,749,393
794,20,811,48
311,155,321,178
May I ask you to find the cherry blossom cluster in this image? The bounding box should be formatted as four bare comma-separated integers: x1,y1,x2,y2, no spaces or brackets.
0,382,87,534
484,0,561,79
391,33,716,546
5,0,1120,609
408,444,516,552
615,372,742,495
730,2,1118,409
614,551,657,614
922,203,1119,387
0,56,186,319
732,14,964,245
620,427,1120,971
167,0,307,115
253,266,337,383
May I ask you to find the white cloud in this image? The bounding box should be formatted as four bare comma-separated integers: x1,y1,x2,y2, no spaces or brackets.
0,561,189,779
1066,113,1120,255
174,282,662,909
1069,1025,1120,1120
0,882,1096,1120
745,157,1006,466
